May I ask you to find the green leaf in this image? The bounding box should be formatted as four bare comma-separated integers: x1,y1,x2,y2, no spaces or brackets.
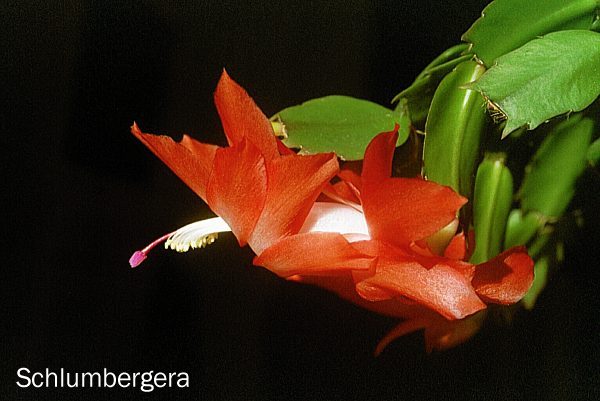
469,30,600,137
588,137,600,166
519,114,594,217
273,96,409,161
462,0,599,66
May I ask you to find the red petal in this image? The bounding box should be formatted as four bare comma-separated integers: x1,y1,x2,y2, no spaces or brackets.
472,246,534,304
360,130,467,246
248,153,339,254
375,317,429,356
289,273,367,305
253,232,374,277
361,130,398,184
349,240,401,302
338,168,363,194
214,70,279,160
375,308,486,355
352,280,395,302
423,310,485,352
363,177,467,246
206,139,267,246
407,245,476,282
322,181,361,207
444,231,467,260
355,242,485,320
289,273,430,320
180,134,216,157
276,138,296,156
131,123,217,201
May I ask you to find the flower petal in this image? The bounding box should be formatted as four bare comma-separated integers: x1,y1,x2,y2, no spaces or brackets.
254,232,374,277
248,153,339,254
472,246,534,304
363,178,467,246
214,70,279,160
322,181,361,207
276,138,296,156
443,231,468,260
289,273,430,319
131,123,217,201
361,129,398,184
375,318,429,356
294,271,484,354
355,242,486,320
361,130,467,246
423,310,486,352
407,243,476,281
206,138,267,246
338,168,363,194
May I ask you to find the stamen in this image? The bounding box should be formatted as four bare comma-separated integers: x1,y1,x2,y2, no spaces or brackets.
165,217,231,252
129,217,232,268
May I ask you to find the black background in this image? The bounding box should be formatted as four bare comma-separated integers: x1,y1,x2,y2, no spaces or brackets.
3,1,599,400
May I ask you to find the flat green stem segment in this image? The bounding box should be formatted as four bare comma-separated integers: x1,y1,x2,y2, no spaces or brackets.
416,43,470,81
273,96,409,161
588,137,600,166
469,30,600,137
423,60,487,199
462,0,599,66
470,154,514,264
393,54,473,127
521,232,559,310
521,256,550,310
504,209,544,250
593,14,600,31
519,115,594,217
392,43,472,128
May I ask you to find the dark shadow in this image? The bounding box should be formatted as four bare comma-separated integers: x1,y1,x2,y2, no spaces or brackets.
66,0,174,179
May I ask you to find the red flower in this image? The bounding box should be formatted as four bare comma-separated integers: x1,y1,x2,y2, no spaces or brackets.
130,70,339,266
130,72,534,352
254,130,534,351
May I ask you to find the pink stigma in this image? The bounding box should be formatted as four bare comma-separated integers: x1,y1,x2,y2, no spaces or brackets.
129,232,174,268
129,251,147,268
